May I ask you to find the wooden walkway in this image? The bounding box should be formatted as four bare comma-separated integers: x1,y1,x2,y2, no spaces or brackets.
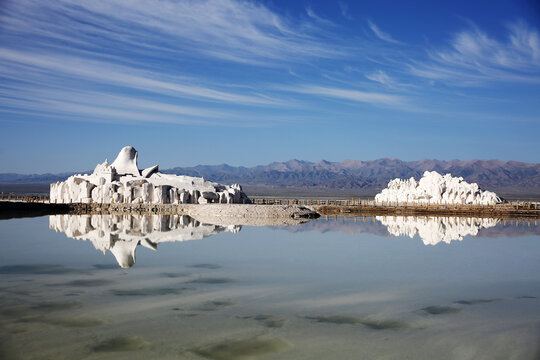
250,198,540,218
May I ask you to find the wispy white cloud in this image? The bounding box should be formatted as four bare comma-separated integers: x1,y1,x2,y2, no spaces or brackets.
0,0,359,126
367,20,403,45
282,85,408,108
0,0,537,132
366,70,395,87
363,69,417,90
0,48,281,106
0,45,295,127
288,68,299,77
0,81,240,126
0,81,285,127
0,0,344,66
338,2,353,20
306,6,335,26
410,21,540,85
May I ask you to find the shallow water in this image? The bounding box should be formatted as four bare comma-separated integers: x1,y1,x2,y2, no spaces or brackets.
0,214,539,359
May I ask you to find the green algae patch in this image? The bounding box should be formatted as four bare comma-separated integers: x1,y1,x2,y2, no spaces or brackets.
262,319,286,328
189,264,223,269
420,306,462,315
453,299,500,305
92,264,119,270
304,315,362,325
27,316,105,327
111,287,190,296
0,264,89,275
358,319,408,330
160,272,191,278
92,336,150,352
238,315,287,328
0,301,83,318
31,300,83,312
194,300,236,311
192,337,290,360
188,277,235,284
63,279,115,287
304,315,408,330
0,288,36,297
0,305,33,318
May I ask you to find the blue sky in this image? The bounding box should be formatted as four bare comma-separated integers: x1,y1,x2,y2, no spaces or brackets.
1,0,539,173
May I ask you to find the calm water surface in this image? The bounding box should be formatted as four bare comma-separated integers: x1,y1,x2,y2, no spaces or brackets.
0,214,539,359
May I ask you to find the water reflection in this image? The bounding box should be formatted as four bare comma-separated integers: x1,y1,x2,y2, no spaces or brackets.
377,216,499,245
49,214,539,269
1,214,538,359
287,215,539,245
49,214,241,268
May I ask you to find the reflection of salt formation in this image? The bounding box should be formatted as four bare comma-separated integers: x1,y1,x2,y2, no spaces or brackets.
375,171,502,205
376,216,499,245
50,146,250,204
49,214,241,268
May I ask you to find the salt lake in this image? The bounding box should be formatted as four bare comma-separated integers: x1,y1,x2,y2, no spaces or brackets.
0,214,539,359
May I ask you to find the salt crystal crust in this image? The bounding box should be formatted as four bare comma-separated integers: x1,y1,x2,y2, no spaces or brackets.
374,171,502,205
50,146,250,204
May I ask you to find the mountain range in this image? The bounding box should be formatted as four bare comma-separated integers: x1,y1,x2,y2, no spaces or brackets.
2,159,539,197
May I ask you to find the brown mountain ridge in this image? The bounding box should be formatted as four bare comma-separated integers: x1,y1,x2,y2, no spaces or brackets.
2,159,539,197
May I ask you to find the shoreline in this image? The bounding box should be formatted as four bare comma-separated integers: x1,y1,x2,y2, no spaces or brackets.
0,201,319,221
312,205,540,219
1,200,538,220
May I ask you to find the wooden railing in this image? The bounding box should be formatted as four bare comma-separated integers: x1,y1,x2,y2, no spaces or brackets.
0,194,50,203
250,197,538,210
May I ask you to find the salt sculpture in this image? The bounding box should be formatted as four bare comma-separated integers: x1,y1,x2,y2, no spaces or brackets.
375,171,502,205
50,146,250,204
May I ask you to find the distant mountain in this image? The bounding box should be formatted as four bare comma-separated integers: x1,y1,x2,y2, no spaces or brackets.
163,159,540,195
2,159,539,196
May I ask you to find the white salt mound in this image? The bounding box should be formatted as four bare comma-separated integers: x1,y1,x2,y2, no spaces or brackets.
374,171,502,205
50,146,250,204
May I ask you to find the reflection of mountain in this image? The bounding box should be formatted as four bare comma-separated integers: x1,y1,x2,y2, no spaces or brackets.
376,216,499,245
477,222,540,238
50,214,241,268
284,216,538,245
283,218,390,237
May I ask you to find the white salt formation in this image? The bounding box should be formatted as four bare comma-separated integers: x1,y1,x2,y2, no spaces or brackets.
50,214,240,268
50,146,250,204
375,171,502,205
377,216,499,245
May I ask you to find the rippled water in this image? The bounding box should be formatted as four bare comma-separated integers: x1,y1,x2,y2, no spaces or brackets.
0,214,539,359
